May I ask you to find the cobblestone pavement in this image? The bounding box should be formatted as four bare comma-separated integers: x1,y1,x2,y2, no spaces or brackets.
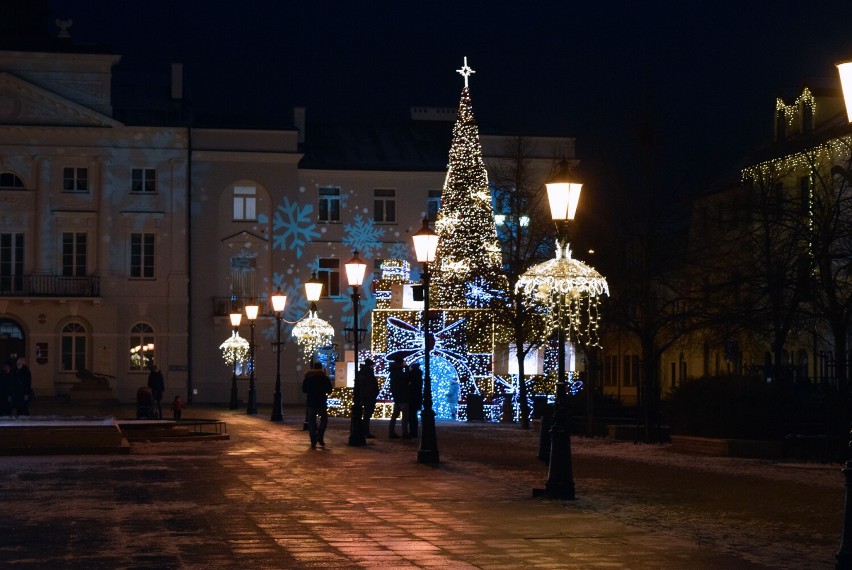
0,404,828,569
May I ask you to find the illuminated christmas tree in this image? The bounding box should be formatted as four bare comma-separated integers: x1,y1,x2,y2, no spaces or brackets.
433,57,506,309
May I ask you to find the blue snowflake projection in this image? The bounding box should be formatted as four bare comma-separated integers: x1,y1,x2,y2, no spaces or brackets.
259,274,309,342
464,277,504,308
386,241,413,263
343,214,385,258
333,277,377,334
269,197,320,258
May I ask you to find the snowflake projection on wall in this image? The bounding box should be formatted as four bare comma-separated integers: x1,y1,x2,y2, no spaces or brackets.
464,276,504,308
343,214,384,258
259,273,308,342
333,275,377,334
267,197,320,258
386,241,412,263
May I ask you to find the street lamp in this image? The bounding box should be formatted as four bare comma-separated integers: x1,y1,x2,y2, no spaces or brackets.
344,251,367,447
412,217,440,464
229,311,242,409
302,271,325,431
245,302,259,415
270,290,287,422
834,61,852,570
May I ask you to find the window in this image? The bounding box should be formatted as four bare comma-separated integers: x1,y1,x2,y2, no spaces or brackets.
374,188,396,223
61,322,87,372
318,187,340,222
427,190,441,220
230,256,257,302
62,233,87,276
623,354,639,387
0,172,24,189
233,186,257,221
0,233,24,292
62,167,88,192
130,233,155,278
318,258,340,297
604,355,618,386
129,323,155,371
131,168,157,193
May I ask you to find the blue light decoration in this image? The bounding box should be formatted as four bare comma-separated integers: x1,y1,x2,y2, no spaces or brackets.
343,214,385,258
464,276,504,308
262,196,320,259
371,308,494,420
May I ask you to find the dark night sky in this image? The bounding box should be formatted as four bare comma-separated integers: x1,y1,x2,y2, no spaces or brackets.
44,0,852,198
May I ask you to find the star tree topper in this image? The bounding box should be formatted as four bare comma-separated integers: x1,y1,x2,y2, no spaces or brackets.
457,56,475,88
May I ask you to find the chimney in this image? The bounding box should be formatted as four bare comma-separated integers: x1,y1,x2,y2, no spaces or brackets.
171,63,183,100
294,106,306,143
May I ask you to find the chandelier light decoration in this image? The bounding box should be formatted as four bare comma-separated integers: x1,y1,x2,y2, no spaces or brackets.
219,331,249,366
292,311,335,363
516,243,609,346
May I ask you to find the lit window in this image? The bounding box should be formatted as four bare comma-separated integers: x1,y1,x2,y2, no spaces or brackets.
233,186,257,221
129,323,155,371
519,216,530,227
494,214,506,225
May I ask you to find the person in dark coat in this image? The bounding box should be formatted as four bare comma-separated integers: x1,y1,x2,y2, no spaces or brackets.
388,359,408,439
13,357,32,416
359,359,379,438
302,362,333,449
0,362,13,415
147,365,165,419
406,362,423,438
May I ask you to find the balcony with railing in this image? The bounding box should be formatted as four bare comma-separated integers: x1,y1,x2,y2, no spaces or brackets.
0,275,101,297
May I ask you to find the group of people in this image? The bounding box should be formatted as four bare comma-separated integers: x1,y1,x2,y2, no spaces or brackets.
145,364,184,420
0,357,33,416
301,357,424,449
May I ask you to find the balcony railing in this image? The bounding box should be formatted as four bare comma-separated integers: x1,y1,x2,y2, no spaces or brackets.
213,296,261,316
0,275,101,297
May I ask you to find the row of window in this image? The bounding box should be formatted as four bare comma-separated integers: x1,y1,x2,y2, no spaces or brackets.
61,322,156,372
0,169,158,194
0,232,156,283
233,186,442,223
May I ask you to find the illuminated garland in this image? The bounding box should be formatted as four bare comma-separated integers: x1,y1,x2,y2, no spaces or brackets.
742,135,852,181
219,331,249,365
292,313,335,363
775,87,815,127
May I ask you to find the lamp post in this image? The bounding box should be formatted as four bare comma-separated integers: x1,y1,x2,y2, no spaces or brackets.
270,290,287,422
229,311,242,409
538,158,583,500
344,251,367,447
412,217,440,464
302,271,325,431
245,302,259,415
834,60,852,570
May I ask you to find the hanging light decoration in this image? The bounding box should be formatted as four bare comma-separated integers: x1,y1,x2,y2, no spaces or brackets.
516,243,609,346
292,312,335,363
219,331,249,365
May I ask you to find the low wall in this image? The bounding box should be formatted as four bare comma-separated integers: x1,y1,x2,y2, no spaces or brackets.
670,435,783,458
0,418,128,454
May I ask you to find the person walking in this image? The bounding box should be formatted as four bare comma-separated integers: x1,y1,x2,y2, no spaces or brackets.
13,357,32,416
359,359,379,438
406,362,423,439
388,358,408,439
147,365,165,419
302,362,333,449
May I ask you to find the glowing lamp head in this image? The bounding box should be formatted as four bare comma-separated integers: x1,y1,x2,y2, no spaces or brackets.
229,312,242,328
271,290,287,313
838,61,852,123
345,251,367,287
545,159,582,221
244,304,259,321
412,217,439,263
304,271,324,302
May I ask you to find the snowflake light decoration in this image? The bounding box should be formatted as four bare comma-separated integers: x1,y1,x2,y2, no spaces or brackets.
464,276,503,308
270,197,320,258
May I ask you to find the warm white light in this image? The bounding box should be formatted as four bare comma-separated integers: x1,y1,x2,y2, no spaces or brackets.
546,182,582,221
245,304,259,320
837,61,852,123
304,271,324,302
146,343,154,351
271,290,287,312
230,312,242,327
345,251,367,287
412,217,439,263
